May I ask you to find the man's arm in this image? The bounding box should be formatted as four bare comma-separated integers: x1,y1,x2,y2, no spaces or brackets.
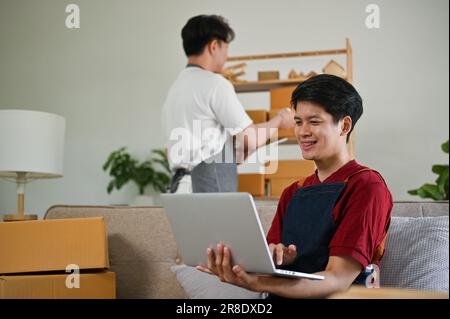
235,108,294,155
256,255,362,298
197,244,362,299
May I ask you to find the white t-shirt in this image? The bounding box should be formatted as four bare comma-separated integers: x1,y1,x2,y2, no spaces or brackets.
162,66,253,170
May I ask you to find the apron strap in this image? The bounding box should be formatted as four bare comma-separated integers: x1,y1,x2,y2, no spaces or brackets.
345,168,390,188
297,167,383,186
344,168,373,182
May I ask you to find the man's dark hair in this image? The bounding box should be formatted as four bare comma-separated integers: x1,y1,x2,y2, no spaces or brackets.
291,74,363,142
181,15,235,56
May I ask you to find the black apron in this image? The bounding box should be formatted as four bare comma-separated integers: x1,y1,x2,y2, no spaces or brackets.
282,181,345,274
269,168,379,298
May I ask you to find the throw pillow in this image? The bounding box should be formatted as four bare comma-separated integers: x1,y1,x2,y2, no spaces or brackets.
380,216,449,292
171,265,265,299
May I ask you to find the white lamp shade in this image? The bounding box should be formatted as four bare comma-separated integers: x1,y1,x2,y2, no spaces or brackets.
0,109,65,179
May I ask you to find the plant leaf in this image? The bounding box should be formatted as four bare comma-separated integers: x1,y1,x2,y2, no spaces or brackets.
107,181,115,194
442,140,449,154
103,147,171,196
153,159,171,174
432,164,448,175
103,147,126,171
421,184,445,200
152,149,171,174
408,140,449,200
435,166,449,197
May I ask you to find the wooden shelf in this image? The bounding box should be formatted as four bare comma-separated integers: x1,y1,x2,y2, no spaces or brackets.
232,78,306,93
227,49,348,62
232,76,349,93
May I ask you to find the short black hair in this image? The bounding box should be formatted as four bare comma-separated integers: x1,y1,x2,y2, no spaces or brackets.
181,15,235,56
291,74,363,142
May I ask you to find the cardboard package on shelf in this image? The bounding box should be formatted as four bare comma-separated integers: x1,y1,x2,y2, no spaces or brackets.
266,160,316,196
270,85,297,110
258,71,279,81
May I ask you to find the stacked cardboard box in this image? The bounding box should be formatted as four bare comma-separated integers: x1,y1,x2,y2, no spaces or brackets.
270,85,297,140
238,110,268,196
270,85,297,110
265,160,316,196
238,170,266,197
0,217,115,299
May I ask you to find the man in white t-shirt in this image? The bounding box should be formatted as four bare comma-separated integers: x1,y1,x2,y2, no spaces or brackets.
162,15,294,193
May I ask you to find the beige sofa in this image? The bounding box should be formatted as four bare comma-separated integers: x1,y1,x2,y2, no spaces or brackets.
44,201,449,298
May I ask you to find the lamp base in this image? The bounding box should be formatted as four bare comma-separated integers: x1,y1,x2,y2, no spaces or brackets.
3,214,38,222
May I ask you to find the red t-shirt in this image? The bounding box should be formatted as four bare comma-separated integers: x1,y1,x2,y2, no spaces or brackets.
266,160,393,269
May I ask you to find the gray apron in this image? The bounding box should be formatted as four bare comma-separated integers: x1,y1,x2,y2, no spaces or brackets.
191,139,237,193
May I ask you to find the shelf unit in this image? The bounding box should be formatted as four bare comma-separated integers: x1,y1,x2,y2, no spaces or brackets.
227,38,353,92
231,39,355,197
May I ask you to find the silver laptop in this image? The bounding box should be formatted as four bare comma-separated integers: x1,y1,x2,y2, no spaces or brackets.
161,192,324,280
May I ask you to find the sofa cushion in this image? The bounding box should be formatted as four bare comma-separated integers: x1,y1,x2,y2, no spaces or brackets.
171,265,264,299
381,216,449,292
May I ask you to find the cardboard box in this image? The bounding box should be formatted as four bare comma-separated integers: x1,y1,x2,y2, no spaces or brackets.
246,110,267,124
258,71,279,81
268,178,300,197
238,174,266,196
265,160,316,179
268,110,294,138
0,217,109,275
265,160,315,196
0,272,116,299
270,85,297,109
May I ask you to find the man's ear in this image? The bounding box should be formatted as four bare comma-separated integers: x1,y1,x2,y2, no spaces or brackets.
207,39,218,55
340,116,353,137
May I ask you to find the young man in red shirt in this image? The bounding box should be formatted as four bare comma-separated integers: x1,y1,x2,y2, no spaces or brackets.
197,74,393,298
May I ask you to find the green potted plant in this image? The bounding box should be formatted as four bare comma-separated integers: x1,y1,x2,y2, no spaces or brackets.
408,140,449,200
102,147,171,205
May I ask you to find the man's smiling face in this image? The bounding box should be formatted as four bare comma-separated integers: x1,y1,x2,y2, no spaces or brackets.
294,101,347,161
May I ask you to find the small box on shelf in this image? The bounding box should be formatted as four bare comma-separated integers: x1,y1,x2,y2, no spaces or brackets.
258,71,280,81
270,85,297,110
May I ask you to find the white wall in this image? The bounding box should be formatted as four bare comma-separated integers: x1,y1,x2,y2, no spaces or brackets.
0,0,448,218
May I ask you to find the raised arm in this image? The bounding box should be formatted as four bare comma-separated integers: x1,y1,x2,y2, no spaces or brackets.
235,108,294,154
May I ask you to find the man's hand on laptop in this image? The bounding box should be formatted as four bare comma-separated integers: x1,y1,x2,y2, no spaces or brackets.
269,243,297,267
196,242,280,292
